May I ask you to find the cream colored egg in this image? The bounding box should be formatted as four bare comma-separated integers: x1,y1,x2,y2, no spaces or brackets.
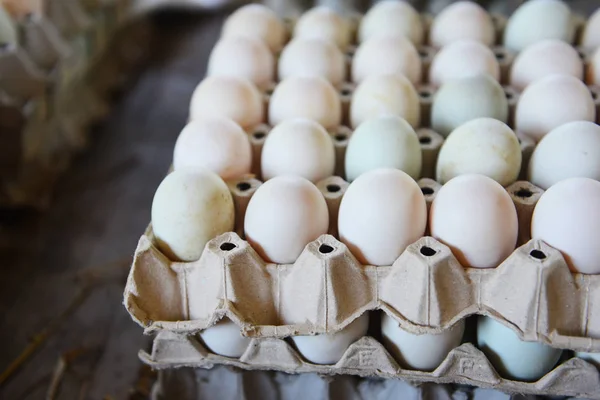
293,6,352,50
151,170,235,262
190,76,264,130
244,176,329,264
431,74,508,137
581,8,600,50
0,5,17,46
199,318,251,358
429,1,495,48
173,118,252,179
352,35,422,85
269,76,341,129
338,168,427,266
278,38,346,87
430,174,518,269
587,46,600,85
261,118,335,182
429,40,499,87
207,36,275,90
350,74,420,129
503,0,575,53
436,118,521,186
345,116,422,181
222,4,287,53
358,0,424,45
515,74,595,142
291,314,369,365
510,40,583,91
528,121,600,190
382,314,465,371
477,317,562,381
531,177,600,274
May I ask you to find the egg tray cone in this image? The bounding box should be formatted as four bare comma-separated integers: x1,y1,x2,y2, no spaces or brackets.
124,175,600,397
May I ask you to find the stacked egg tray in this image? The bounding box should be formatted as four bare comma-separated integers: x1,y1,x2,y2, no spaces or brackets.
124,3,600,399
0,0,149,208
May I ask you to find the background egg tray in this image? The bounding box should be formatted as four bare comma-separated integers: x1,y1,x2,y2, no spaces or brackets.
123,2,600,398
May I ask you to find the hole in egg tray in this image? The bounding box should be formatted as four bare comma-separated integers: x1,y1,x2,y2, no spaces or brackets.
421,187,434,196
334,133,347,142
220,242,237,251
318,244,335,254
326,184,341,193
419,136,432,145
514,188,533,198
529,249,546,260
236,182,251,192
419,246,437,257
253,131,266,140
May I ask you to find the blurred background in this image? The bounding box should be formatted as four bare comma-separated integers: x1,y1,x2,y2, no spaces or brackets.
0,0,598,399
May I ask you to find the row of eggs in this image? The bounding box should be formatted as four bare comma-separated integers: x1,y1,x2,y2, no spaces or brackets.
199,312,596,383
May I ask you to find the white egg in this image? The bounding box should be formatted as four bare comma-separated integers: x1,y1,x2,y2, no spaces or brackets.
291,314,369,365
581,8,600,50
477,317,562,381
430,174,518,269
528,121,600,190
429,1,495,48
278,38,346,87
515,74,595,142
345,116,422,181
207,36,275,90
431,74,508,137
351,35,422,86
0,5,17,46
244,176,329,264
339,168,427,266
531,177,600,274
293,6,352,50
575,352,600,368
261,118,335,182
350,74,420,129
173,118,252,179
199,318,252,358
381,314,465,371
588,46,600,85
189,76,264,130
269,76,341,130
358,0,424,45
429,40,499,87
151,170,235,262
510,40,583,91
222,4,287,53
503,0,575,53
436,118,521,187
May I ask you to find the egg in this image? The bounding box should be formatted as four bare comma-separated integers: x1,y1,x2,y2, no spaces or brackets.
428,40,500,87
358,0,424,45
269,76,341,130
429,1,495,48
430,174,518,269
261,118,335,183
352,35,422,85
291,314,369,365
381,314,465,371
436,118,521,187
588,47,600,85
477,317,562,381
509,40,583,91
503,0,575,53
189,76,264,130
151,170,235,262
244,176,329,264
345,116,422,181
199,318,252,358
173,118,252,179
575,352,600,368
338,168,427,266
431,74,508,137
0,5,16,46
581,8,600,50
278,38,346,87
531,177,600,274
515,74,595,142
222,4,287,53
293,6,352,50
528,121,600,190
350,74,420,129
207,36,275,90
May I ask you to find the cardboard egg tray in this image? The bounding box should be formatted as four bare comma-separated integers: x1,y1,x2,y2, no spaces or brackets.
0,0,152,207
124,4,600,398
